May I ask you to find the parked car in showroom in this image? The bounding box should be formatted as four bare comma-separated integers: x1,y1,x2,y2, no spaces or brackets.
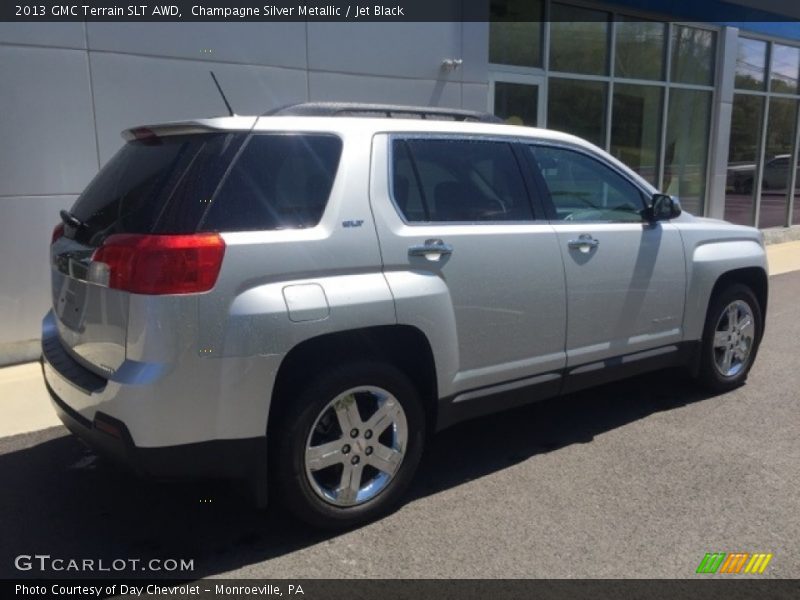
42,103,768,528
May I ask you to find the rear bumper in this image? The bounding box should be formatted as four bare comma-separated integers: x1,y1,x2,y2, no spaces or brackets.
40,311,266,482
42,363,264,481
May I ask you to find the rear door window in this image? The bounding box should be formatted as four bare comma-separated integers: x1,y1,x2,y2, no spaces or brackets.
391,138,535,222
202,133,342,231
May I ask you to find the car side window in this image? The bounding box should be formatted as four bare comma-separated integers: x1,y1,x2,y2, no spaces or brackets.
528,145,647,222
392,138,535,222
202,133,342,231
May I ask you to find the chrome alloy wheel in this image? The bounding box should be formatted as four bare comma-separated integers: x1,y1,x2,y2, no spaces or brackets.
304,386,408,507
712,299,756,377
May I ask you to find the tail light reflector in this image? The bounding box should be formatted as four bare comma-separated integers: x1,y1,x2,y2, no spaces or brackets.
51,223,65,244
91,233,225,295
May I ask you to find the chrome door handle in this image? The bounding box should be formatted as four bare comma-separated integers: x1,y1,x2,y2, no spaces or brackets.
408,239,453,260
567,234,600,252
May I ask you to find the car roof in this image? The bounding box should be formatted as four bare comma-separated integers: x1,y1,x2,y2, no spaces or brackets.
122,114,592,147
120,105,657,194
120,101,583,144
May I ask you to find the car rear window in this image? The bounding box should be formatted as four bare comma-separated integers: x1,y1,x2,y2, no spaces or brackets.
68,132,342,245
201,133,342,231
70,133,245,245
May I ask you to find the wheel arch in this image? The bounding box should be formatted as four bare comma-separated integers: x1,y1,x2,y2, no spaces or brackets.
269,325,439,436
707,266,768,334
687,265,768,377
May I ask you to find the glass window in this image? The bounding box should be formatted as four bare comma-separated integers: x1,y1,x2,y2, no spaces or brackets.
70,133,246,245
758,98,798,228
392,139,534,223
529,145,645,222
610,84,663,185
735,38,768,91
794,165,800,225
664,88,712,215
615,17,666,81
489,0,544,67
725,95,765,226
204,134,342,231
770,44,800,94
547,78,608,147
671,25,716,86
549,4,610,75
494,81,538,126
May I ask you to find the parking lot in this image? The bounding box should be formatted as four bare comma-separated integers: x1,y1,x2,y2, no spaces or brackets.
1,271,798,580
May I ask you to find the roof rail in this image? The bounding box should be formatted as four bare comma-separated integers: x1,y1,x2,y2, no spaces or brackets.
265,102,503,123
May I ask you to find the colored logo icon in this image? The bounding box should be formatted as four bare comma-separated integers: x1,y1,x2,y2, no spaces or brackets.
696,552,773,574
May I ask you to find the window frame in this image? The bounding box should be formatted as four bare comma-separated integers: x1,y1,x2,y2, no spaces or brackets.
387,133,547,226
523,140,653,223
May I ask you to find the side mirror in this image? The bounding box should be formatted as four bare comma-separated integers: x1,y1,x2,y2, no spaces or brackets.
646,193,682,222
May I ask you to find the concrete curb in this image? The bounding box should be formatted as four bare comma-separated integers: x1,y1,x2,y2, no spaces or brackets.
763,225,800,245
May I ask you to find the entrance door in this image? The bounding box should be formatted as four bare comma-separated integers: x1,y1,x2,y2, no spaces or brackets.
490,74,544,127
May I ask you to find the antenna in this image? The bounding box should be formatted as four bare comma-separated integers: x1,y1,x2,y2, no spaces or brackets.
209,71,235,117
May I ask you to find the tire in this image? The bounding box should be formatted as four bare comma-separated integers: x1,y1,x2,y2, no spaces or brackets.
271,360,425,529
697,283,763,392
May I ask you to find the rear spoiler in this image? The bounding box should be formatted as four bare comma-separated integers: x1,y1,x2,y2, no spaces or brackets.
121,116,257,141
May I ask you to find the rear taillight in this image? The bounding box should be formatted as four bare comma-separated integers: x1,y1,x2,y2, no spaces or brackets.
91,233,225,295
51,223,64,244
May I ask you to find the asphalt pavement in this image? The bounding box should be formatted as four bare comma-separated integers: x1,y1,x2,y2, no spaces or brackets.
1,272,798,580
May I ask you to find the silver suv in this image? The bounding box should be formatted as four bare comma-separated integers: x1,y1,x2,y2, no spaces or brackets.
42,103,767,528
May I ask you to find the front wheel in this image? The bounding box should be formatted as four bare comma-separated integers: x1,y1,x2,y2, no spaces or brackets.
697,283,762,392
272,361,425,528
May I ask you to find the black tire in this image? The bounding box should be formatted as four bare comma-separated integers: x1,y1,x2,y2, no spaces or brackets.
271,360,425,529
697,283,763,393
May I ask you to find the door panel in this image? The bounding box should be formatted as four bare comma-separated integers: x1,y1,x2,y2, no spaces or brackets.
553,222,686,366
369,135,567,397
526,143,687,366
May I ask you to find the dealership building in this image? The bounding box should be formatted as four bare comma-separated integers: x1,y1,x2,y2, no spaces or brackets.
1,0,800,359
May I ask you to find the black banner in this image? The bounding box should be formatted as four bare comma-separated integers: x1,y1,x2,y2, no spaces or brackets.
2,0,800,22
4,579,800,600
5,1,474,22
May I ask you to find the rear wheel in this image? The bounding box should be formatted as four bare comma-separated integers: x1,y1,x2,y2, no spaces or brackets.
272,361,425,528
697,283,762,392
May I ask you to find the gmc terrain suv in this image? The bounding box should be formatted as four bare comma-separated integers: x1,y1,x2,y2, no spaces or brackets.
42,103,767,527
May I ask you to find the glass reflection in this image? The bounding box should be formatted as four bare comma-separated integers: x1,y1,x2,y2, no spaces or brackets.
494,82,538,126
758,97,797,228
615,18,666,81
549,4,609,75
725,95,764,226
611,84,662,184
671,26,716,86
770,44,800,94
735,38,768,91
794,171,800,225
489,0,544,67
664,89,712,215
547,78,607,147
